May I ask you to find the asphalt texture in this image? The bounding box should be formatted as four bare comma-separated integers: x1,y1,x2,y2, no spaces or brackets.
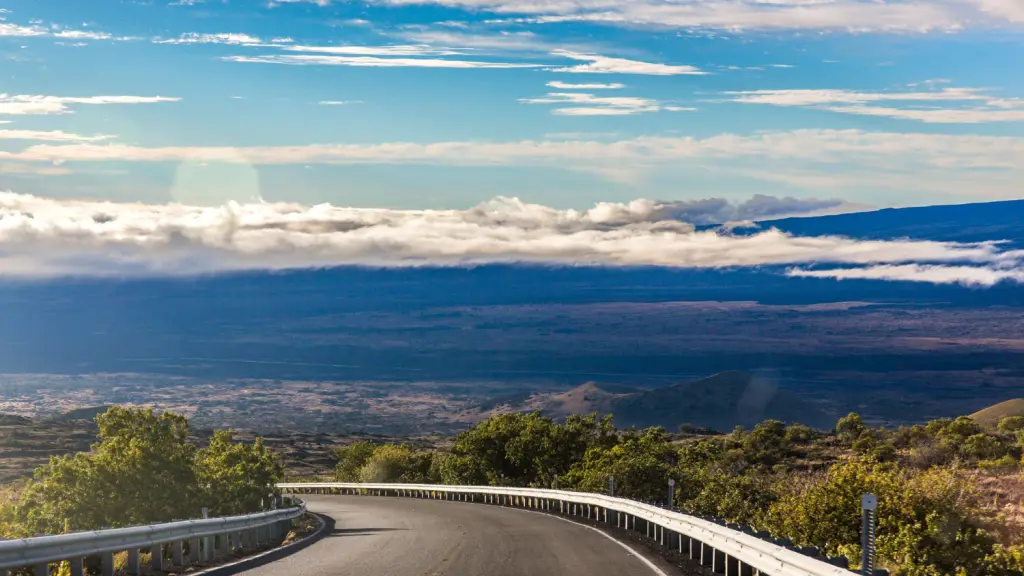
234,494,675,576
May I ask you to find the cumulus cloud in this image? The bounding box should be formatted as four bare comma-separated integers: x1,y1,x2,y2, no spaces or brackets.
0,94,180,116
0,193,1015,279
787,264,1024,286
550,51,706,75
721,87,1024,123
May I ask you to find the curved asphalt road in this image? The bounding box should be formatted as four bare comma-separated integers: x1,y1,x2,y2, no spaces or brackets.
236,495,674,576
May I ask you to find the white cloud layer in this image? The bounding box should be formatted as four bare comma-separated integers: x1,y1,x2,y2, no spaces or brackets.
0,192,1018,279
787,264,1024,286
722,87,1024,123
4,130,1022,171
0,94,180,116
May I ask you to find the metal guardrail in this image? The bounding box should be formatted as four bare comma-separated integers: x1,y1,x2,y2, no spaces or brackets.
280,482,859,576
0,499,306,576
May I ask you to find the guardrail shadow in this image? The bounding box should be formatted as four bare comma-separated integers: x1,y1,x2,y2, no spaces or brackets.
205,513,333,576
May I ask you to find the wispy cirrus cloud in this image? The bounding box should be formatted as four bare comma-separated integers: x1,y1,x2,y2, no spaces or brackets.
313,0,1020,32
154,32,269,45
0,129,116,142
0,20,130,41
550,51,706,75
0,94,180,116
282,44,465,56
4,130,1024,170
547,81,624,89
520,92,690,115
0,192,1018,281
224,53,545,68
721,86,1024,123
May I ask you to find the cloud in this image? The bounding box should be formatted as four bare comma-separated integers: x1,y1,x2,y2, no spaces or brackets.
282,44,466,56
319,100,362,105
0,21,129,41
0,192,1015,278
0,94,180,116
393,29,588,53
547,81,624,89
6,130,1022,172
0,129,116,142
340,0,1018,32
154,33,266,45
520,92,686,115
224,54,545,68
787,264,1024,286
721,87,1024,123
550,50,706,75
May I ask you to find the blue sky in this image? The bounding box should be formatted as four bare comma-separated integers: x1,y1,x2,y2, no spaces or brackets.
0,0,1022,284
1,0,1023,211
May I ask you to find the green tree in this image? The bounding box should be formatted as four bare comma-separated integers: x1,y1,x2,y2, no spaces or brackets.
742,420,790,467
334,441,376,482
563,427,676,502
7,407,199,534
836,413,867,442
195,430,283,516
356,444,433,483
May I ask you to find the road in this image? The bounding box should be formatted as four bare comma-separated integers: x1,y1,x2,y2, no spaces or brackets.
234,495,674,576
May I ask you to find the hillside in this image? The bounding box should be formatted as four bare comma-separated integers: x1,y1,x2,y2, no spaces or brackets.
970,398,1024,428
758,198,1024,249
465,371,834,431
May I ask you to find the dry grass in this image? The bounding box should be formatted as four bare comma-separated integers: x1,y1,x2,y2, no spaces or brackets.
976,471,1024,545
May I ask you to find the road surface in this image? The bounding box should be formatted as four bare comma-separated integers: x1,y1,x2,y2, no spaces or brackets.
234,494,674,576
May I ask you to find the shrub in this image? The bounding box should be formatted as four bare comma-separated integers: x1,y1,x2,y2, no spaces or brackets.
785,424,816,444
837,413,867,442
334,441,376,482
760,460,996,575
961,434,1007,461
997,417,1024,434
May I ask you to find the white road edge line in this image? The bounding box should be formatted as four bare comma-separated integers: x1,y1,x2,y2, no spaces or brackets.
514,506,670,576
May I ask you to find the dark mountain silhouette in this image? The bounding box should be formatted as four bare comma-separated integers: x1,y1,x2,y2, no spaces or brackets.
467,371,834,431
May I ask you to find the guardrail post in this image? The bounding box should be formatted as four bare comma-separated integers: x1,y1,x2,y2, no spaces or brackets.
32,563,47,576
99,551,114,576
726,554,740,576
220,532,230,557
712,548,727,574
70,557,85,576
190,536,201,564
173,540,184,566
127,547,141,575
862,493,878,576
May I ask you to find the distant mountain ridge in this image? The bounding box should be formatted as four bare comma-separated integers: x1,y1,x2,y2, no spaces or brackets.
758,198,1024,248
464,371,835,431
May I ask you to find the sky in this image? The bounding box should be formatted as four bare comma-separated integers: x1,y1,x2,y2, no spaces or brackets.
0,0,1022,281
